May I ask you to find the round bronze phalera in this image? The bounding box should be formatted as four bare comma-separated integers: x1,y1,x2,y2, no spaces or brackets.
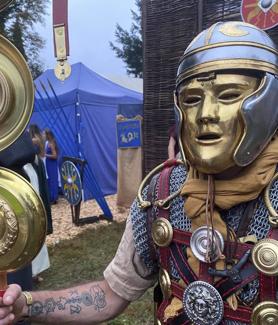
0,168,46,272
0,35,33,152
251,239,278,276
151,218,173,247
0,0,14,12
251,301,278,325
159,268,172,300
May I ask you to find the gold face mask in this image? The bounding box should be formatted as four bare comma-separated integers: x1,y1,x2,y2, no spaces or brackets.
177,73,260,174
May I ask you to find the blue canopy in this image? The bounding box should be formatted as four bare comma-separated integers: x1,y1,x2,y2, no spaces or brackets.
31,62,143,199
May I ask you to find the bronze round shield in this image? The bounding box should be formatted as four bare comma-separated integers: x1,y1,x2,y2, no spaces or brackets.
0,0,14,12
0,35,33,151
0,168,46,272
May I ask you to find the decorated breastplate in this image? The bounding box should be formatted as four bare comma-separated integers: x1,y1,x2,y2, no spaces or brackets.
133,160,278,325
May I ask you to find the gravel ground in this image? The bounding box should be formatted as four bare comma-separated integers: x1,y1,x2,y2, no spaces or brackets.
46,195,129,247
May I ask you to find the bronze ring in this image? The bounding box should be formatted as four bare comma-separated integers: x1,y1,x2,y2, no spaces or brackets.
137,160,185,210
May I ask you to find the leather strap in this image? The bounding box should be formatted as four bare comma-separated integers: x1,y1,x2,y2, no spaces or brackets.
258,228,278,302
53,0,70,57
169,281,252,324
215,263,258,299
157,164,176,269
170,243,197,285
173,228,253,259
157,165,175,219
224,303,252,323
146,175,159,263
259,272,276,301
199,261,214,283
236,200,257,238
268,227,278,240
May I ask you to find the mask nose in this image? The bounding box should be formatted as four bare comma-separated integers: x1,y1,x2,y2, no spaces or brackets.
197,94,219,125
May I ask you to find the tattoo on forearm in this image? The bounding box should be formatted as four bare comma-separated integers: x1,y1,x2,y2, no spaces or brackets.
30,285,107,317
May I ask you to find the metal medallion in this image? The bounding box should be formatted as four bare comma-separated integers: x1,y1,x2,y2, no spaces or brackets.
159,268,172,300
183,281,224,325
151,218,173,247
251,238,278,275
251,301,278,325
60,161,82,206
54,60,71,81
190,226,224,263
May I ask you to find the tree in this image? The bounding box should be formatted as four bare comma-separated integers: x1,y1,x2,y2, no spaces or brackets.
110,0,143,78
0,0,48,78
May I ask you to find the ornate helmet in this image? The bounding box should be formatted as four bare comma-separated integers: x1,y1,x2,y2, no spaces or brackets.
175,21,278,167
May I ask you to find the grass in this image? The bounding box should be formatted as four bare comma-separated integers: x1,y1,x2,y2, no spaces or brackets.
35,221,154,324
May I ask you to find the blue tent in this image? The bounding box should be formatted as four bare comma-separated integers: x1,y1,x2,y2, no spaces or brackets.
30,62,143,200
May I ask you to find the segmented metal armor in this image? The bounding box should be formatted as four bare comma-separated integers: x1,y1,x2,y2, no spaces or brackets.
131,164,278,324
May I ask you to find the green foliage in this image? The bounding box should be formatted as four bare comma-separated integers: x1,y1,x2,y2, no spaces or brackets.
36,221,153,324
110,0,143,78
0,0,48,78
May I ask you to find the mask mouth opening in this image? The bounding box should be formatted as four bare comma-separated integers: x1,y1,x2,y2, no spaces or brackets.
196,132,222,141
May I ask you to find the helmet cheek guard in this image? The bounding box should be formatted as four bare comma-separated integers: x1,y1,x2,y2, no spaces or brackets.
174,91,187,164
235,73,278,166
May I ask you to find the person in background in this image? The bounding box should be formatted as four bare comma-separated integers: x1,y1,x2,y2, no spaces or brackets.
167,124,179,159
28,124,45,159
23,159,51,284
43,128,59,204
28,125,53,235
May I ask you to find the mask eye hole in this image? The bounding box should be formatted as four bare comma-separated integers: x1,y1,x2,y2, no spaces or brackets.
218,91,241,102
183,95,201,106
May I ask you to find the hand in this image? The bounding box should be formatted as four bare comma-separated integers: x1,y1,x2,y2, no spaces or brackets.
0,284,25,324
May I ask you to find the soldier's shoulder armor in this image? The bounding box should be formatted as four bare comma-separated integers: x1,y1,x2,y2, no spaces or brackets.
130,163,188,272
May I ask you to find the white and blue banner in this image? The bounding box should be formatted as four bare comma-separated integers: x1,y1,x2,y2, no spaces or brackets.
117,120,142,148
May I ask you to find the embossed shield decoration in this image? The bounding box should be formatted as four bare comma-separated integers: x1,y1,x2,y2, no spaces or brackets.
241,0,278,30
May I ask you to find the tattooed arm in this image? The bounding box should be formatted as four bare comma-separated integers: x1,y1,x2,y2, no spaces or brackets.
0,280,129,324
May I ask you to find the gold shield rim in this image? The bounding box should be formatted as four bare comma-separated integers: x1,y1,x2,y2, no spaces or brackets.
0,167,46,272
0,35,34,152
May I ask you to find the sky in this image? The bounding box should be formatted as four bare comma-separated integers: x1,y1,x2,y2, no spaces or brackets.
36,0,137,78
